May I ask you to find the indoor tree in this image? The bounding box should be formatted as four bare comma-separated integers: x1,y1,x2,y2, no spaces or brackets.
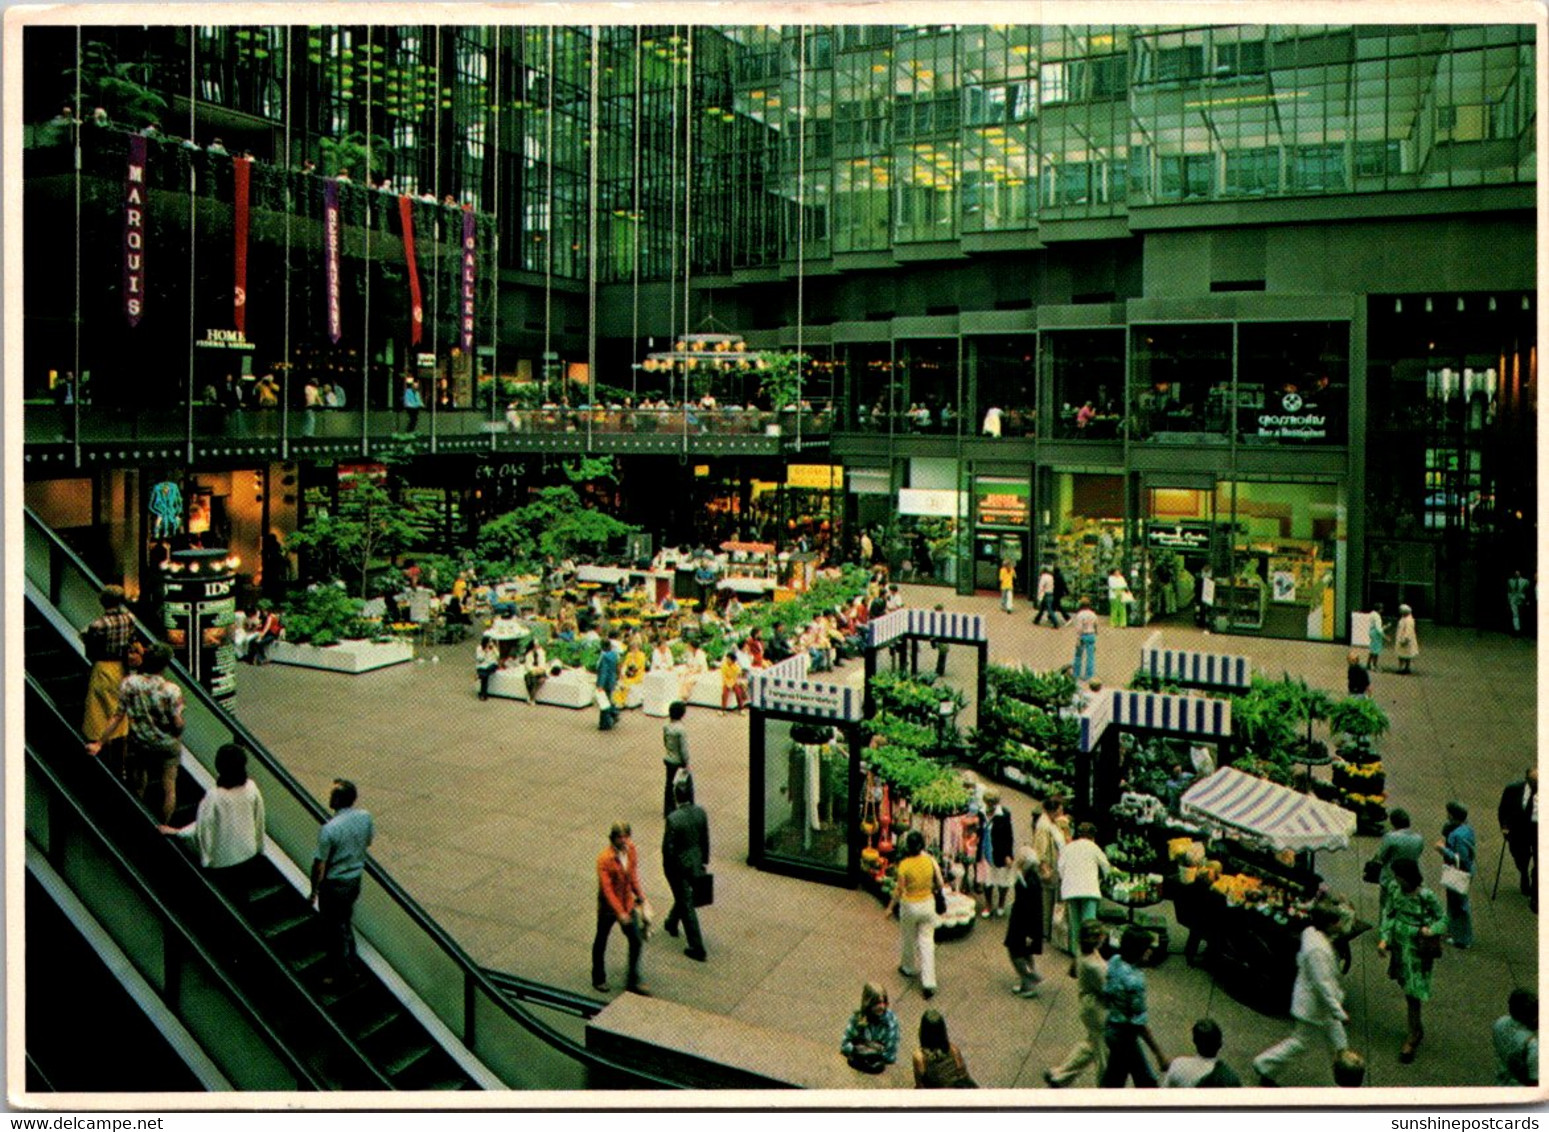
285,480,423,598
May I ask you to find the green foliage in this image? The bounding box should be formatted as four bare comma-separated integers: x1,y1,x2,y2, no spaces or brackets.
1327,695,1391,739
561,456,618,484
757,351,809,411
318,130,391,181
280,586,372,648
986,664,1077,710
286,482,423,597
861,712,937,751
65,41,168,127
1128,668,1187,695
477,484,640,566
869,671,963,725
547,637,604,674
911,775,971,817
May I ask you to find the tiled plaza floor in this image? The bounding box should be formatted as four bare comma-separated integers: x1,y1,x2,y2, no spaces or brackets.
231,586,1538,1093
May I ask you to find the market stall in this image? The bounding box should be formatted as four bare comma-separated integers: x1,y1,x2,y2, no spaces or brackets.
1136,632,1253,693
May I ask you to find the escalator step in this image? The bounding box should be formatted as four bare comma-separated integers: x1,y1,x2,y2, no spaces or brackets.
257,912,314,940
346,1005,404,1043
381,1042,435,1080
245,882,289,905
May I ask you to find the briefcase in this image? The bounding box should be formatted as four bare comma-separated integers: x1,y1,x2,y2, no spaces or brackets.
692,871,715,908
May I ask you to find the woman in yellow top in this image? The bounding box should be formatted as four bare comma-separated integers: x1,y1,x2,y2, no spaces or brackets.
620,636,648,691
720,652,748,710
885,830,943,998
999,561,1016,614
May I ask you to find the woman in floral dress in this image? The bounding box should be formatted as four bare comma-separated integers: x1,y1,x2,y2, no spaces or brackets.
1377,858,1448,1064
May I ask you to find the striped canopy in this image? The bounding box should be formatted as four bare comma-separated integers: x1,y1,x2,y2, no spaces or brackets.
1180,767,1356,853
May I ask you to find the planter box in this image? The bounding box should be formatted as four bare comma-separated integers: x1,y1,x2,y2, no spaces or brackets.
268,638,413,674
526,667,647,710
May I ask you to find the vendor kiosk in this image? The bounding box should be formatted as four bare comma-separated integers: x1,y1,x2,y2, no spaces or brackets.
861,608,989,726
748,607,988,889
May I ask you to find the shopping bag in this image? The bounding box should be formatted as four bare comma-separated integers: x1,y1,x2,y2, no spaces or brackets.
1440,864,1472,895
691,872,715,908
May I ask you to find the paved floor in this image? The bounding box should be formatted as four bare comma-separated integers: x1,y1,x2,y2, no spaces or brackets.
232,588,1538,1092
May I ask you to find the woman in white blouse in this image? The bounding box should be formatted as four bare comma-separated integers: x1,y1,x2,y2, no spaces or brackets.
679,642,708,701
161,743,266,888
650,638,677,673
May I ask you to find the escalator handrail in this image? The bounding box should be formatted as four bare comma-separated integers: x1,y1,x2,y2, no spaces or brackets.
24,505,686,1089
23,740,327,1092
24,673,397,1089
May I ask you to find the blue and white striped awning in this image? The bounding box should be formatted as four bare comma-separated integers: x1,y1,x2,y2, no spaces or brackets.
1080,689,1232,752
864,608,988,649
1139,632,1252,690
1181,767,1356,853
749,653,863,721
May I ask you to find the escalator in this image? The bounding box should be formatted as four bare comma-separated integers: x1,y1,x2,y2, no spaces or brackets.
23,505,684,1093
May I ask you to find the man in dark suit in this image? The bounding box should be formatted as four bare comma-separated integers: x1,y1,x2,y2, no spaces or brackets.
662,776,710,961
1498,767,1538,909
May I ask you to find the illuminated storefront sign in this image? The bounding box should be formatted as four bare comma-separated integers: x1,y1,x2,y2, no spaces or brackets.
975,479,1030,528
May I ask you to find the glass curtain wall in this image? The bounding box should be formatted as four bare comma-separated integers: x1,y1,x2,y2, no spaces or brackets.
970,335,1037,437
1130,324,1233,442
1045,329,1124,438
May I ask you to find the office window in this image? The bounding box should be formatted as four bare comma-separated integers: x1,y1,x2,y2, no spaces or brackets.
1158,153,1213,199
1289,143,1346,191
1224,147,1279,195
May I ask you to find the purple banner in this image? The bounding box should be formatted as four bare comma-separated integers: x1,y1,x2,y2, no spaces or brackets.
459,209,476,351
324,179,341,343
124,135,147,326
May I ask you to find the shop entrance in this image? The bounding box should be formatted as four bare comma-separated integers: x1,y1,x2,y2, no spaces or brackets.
1140,483,1224,628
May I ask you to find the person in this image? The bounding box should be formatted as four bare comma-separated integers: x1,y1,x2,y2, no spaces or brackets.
1435,800,1476,949
160,742,266,894
309,778,374,985
1071,598,1099,683
998,560,1016,614
84,642,184,823
1196,565,1216,629
840,983,900,1075
1347,650,1371,697
1033,565,1064,628
1005,846,1043,997
1507,569,1530,635
1366,603,1387,671
650,638,676,673
661,777,710,962
745,626,767,669
859,529,874,566
1332,1049,1367,1087
981,405,1003,438
1100,927,1167,1088
979,791,1014,918
719,651,748,711
1369,808,1425,913
1377,857,1448,1063
595,636,621,730
884,830,942,1000
1394,604,1419,673
250,602,283,665
1044,921,1109,1087
913,1010,976,1088
80,584,136,777
1498,767,1538,908
931,605,950,676
1163,1019,1241,1087
1058,822,1111,966
1033,796,1068,942
521,638,549,704
1107,568,1131,629
1252,903,1349,1085
1493,990,1539,1085
402,377,424,431
474,635,500,701
1075,401,1096,432
679,640,708,701
620,637,648,696
592,820,649,994
661,701,691,819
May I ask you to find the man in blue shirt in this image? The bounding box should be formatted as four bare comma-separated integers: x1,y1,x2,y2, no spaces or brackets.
310,779,375,984
1101,927,1168,1087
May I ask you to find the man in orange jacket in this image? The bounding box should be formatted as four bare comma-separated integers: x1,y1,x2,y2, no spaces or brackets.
592,821,650,994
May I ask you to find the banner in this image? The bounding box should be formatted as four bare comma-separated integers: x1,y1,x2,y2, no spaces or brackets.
124,135,147,326
324,179,341,343
459,209,476,351
232,156,250,334
399,195,423,346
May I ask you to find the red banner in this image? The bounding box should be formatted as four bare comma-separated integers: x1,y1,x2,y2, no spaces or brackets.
123,135,147,326
399,195,423,347
233,157,250,334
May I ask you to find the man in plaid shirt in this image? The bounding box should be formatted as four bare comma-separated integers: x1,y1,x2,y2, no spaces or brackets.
81,585,137,777
85,642,184,822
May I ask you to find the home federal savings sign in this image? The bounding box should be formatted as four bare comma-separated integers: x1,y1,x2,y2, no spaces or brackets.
1253,391,1328,440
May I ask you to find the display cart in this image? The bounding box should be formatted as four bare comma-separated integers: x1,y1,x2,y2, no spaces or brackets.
747,607,988,890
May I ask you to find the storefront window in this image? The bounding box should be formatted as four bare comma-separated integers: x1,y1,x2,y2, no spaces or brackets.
1236,321,1348,445
1138,485,1222,626
969,335,1036,438
1218,480,1344,641
1130,324,1232,443
1046,328,1124,438
761,717,851,871
1041,472,1126,609
895,457,965,587
973,475,1031,591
